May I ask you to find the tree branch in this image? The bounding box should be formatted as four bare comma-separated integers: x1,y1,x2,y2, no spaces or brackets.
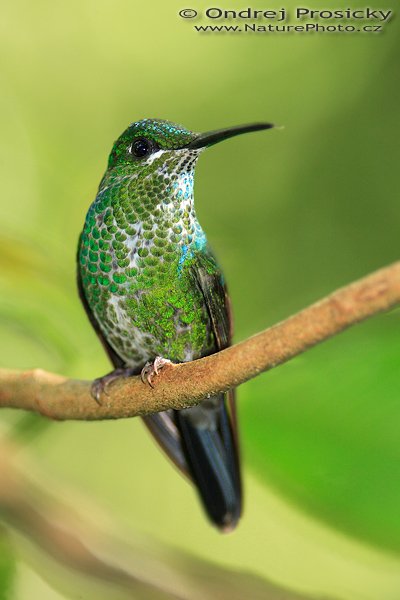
1,262,400,421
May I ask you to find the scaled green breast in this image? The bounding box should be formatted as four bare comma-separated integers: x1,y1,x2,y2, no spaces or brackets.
78,162,213,365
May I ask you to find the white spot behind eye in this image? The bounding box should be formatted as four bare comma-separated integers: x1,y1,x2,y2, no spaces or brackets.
145,149,165,166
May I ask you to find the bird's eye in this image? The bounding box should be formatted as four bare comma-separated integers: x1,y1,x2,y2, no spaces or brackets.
129,138,152,159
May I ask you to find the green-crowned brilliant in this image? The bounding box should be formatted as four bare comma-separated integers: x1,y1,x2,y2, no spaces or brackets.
78,119,273,530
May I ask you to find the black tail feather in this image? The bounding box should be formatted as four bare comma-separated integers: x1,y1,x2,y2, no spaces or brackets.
174,394,241,531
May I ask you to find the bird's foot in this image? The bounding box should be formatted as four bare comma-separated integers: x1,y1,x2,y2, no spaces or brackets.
141,357,173,388
91,367,137,404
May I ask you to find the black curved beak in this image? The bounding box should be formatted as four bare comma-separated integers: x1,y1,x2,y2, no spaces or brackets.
185,122,274,149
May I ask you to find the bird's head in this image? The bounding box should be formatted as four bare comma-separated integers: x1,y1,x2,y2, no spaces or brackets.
107,118,274,173
101,118,274,218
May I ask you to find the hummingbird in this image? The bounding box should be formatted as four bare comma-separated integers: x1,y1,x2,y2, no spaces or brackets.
77,119,273,531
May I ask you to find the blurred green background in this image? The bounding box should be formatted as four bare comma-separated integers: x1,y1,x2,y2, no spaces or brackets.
1,0,400,598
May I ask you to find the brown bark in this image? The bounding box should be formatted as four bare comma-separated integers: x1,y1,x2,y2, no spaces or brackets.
0,262,399,421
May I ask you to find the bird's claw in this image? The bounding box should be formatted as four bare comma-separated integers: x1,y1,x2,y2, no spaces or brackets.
91,368,137,404
141,357,173,388
91,379,107,405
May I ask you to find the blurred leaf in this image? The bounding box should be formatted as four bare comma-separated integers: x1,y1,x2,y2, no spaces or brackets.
8,414,51,444
0,531,16,600
0,451,325,600
242,311,400,553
